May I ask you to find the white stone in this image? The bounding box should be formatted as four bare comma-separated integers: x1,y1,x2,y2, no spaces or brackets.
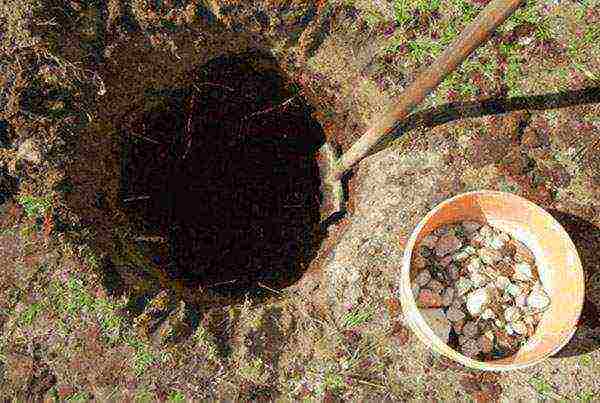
470,272,488,288
452,250,471,262
527,290,551,311
504,306,522,322
481,308,496,320
510,320,527,335
495,276,510,290
478,248,502,265
487,235,507,250
479,225,494,239
464,245,477,255
505,323,515,335
513,262,533,281
467,256,482,273
506,282,522,297
466,288,489,316
415,270,431,287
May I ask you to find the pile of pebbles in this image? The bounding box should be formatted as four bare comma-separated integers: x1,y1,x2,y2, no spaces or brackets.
411,221,551,360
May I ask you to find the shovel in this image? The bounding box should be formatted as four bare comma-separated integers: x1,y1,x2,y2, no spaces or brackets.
317,0,525,223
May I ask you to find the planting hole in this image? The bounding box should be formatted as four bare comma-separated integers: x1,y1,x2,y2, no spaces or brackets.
120,51,325,297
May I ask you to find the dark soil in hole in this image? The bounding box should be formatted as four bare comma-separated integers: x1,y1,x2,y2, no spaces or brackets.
121,52,326,296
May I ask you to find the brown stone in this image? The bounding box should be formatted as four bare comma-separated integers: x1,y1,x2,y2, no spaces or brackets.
510,239,535,264
417,289,443,308
435,234,463,257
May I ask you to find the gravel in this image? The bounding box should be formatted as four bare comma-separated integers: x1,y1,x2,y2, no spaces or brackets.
411,220,552,361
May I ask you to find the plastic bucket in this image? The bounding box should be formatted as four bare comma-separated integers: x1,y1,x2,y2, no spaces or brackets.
399,191,584,371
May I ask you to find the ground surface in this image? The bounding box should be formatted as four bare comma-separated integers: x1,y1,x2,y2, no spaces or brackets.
0,0,599,401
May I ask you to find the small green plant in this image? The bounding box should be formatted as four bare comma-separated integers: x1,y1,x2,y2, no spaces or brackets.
576,390,595,402
323,372,345,394
66,391,90,402
131,341,156,377
529,375,554,397
240,357,265,381
343,308,373,328
19,302,44,325
168,390,186,402
393,0,410,26
17,194,52,219
578,354,593,367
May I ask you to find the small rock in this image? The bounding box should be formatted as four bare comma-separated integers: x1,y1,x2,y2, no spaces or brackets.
446,305,466,322
479,225,494,239
495,276,510,290
511,239,535,264
463,245,477,255
506,282,522,297
522,315,535,326
504,306,522,322
462,221,482,234
495,330,516,350
469,233,485,248
456,277,474,296
452,249,471,262
510,320,527,335
415,270,432,287
433,226,450,237
513,262,533,281
461,339,481,358
479,333,494,354
435,234,463,257
16,138,42,164
453,319,465,334
487,234,507,250
470,272,487,288
421,308,452,344
419,245,433,257
515,293,527,307
439,255,453,267
481,308,495,320
525,322,535,337
466,256,482,273
421,234,438,248
527,289,551,311
466,288,489,316
428,279,444,294
417,289,443,308
463,321,478,338
413,254,427,269
448,264,460,281
478,248,502,265
441,287,455,306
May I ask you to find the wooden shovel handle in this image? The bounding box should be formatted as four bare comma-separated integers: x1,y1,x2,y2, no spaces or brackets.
337,0,524,175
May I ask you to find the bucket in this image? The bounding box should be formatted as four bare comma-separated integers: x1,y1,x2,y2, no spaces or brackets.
399,191,584,371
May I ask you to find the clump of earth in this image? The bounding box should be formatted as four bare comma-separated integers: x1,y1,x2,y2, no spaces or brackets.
411,221,551,361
